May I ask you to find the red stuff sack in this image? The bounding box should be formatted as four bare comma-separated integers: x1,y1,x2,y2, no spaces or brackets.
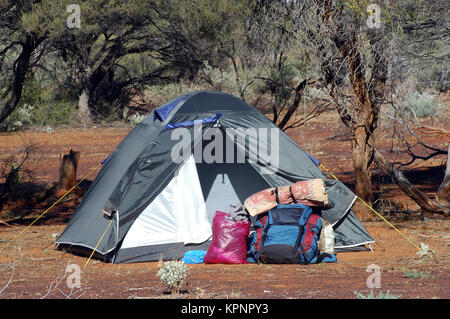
204,211,250,264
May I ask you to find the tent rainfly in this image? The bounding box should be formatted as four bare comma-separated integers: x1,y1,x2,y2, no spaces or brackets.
56,91,374,263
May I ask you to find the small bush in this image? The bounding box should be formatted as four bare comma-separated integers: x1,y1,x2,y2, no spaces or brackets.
145,82,203,107
32,101,76,126
143,61,265,107
156,260,190,294
128,113,146,126
1,104,34,132
416,242,436,259
402,268,433,279
1,76,77,131
2,160,23,193
402,91,443,119
354,290,401,299
0,144,36,195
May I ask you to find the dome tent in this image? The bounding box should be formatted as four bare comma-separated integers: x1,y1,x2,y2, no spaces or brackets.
55,91,374,263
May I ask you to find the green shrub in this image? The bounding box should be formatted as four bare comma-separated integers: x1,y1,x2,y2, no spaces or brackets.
145,82,203,107
354,290,401,299
144,61,265,107
2,101,76,131
402,268,433,279
402,91,443,119
31,100,76,126
1,76,77,131
1,104,34,132
128,113,146,126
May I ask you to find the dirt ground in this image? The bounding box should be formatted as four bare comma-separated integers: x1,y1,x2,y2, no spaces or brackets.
0,219,449,299
0,106,449,300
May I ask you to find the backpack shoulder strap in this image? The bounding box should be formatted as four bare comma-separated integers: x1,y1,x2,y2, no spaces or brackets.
316,253,337,263
274,188,280,204
289,186,297,204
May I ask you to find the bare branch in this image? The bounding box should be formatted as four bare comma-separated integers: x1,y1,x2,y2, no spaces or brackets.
0,262,15,296
40,260,84,299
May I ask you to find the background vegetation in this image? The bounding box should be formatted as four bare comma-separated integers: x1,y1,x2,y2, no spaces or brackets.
0,0,448,218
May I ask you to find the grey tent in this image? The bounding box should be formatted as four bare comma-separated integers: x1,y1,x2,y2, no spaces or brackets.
56,91,374,263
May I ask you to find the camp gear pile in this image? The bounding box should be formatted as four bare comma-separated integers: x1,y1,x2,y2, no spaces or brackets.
244,179,328,217
204,181,337,265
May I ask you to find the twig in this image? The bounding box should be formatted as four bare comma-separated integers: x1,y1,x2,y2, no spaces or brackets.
0,262,15,296
0,219,18,227
27,257,56,261
40,260,84,299
40,271,66,299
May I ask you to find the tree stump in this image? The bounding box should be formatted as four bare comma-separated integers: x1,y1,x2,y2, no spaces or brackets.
58,150,81,191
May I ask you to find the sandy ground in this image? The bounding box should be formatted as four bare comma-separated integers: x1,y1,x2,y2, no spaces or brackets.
0,106,449,299
0,218,449,299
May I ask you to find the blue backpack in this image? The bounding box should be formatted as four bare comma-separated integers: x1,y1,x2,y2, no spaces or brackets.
247,204,337,264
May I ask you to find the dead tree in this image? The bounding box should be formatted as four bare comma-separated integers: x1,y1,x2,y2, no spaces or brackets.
436,146,450,207
373,149,449,215
58,150,81,191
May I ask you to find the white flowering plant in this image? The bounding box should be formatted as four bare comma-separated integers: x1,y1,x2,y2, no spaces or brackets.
156,260,191,294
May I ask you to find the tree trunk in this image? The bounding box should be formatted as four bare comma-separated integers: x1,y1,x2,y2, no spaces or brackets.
0,35,43,123
229,53,245,102
333,33,380,220
77,63,112,125
78,87,93,125
58,150,81,191
351,127,375,220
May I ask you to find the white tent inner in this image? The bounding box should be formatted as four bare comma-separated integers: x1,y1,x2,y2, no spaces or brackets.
204,173,240,223
120,155,212,249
